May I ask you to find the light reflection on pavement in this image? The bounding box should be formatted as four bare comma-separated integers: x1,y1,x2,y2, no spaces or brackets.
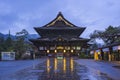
40,57,79,80
40,57,113,80
0,57,113,80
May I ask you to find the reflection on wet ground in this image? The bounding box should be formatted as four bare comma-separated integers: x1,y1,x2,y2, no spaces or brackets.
3,57,113,80
40,57,79,80
76,65,113,80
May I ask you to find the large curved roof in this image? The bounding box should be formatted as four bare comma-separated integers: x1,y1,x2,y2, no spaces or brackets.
34,12,86,37
34,12,86,29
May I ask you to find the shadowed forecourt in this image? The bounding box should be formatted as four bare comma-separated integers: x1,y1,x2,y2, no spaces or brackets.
0,58,46,79
0,57,114,80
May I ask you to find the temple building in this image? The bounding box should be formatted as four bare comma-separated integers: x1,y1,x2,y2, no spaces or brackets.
30,12,90,57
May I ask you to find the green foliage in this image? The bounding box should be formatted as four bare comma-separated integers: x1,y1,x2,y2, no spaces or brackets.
91,43,99,49
5,37,14,51
14,29,29,59
0,36,5,51
16,29,28,40
90,25,120,45
0,36,14,52
0,29,32,59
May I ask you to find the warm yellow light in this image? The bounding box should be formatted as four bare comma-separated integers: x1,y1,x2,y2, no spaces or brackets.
94,52,99,60
54,50,57,53
54,58,57,73
71,50,74,53
70,57,74,72
47,58,50,73
47,50,50,53
57,46,64,49
63,50,66,53
98,52,101,55
108,53,111,61
63,58,66,73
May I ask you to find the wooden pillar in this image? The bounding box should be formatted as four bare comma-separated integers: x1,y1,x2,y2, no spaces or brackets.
109,46,113,61
100,49,104,60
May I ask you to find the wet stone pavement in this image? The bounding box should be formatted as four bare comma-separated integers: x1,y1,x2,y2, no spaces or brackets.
3,63,45,80
40,58,79,80
4,57,113,80
39,58,112,80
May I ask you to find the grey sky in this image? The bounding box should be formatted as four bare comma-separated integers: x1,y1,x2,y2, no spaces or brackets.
0,0,120,38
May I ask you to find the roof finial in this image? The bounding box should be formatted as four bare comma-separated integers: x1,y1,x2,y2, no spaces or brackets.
58,11,62,15
59,11,61,14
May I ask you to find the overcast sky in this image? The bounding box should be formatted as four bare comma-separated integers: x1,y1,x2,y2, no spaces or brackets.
0,0,120,38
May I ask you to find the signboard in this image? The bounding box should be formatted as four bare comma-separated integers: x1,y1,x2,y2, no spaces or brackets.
57,46,64,49
1,52,15,60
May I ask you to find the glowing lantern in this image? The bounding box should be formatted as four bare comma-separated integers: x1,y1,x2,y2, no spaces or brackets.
47,50,50,53
54,50,57,53
63,50,66,53
71,50,73,53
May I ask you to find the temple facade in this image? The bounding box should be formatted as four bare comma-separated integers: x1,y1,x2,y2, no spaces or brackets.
30,12,90,57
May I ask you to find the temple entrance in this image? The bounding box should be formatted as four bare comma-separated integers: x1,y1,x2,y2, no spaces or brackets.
56,49,64,58
57,49,63,53
57,46,71,57
56,49,71,57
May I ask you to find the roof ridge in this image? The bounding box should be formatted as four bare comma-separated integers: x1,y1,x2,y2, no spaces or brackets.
43,12,77,27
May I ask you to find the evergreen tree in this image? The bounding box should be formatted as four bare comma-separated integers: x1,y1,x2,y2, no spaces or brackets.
90,25,120,45
4,30,14,51
0,36,5,52
14,29,29,59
